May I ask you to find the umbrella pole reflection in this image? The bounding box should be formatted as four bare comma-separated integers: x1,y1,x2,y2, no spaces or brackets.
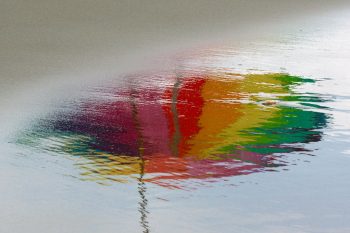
170,75,182,157
130,89,150,233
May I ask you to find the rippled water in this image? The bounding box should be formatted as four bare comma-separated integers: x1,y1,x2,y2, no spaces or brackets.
3,11,350,233
17,72,329,189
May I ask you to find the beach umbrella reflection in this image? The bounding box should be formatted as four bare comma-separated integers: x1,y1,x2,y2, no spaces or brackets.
18,72,328,188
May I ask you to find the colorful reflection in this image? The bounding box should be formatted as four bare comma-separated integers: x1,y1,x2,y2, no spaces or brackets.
19,73,328,187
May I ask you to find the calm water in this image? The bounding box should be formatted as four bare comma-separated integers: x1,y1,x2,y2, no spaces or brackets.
2,11,350,233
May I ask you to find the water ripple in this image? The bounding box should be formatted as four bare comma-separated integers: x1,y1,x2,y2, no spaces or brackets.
16,71,329,188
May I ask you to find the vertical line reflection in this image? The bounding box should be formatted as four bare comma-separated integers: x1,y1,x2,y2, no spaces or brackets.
129,87,150,233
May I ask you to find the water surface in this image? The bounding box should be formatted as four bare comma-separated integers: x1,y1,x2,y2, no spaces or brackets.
2,8,350,233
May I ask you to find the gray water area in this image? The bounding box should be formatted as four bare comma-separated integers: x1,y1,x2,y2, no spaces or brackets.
1,3,350,233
